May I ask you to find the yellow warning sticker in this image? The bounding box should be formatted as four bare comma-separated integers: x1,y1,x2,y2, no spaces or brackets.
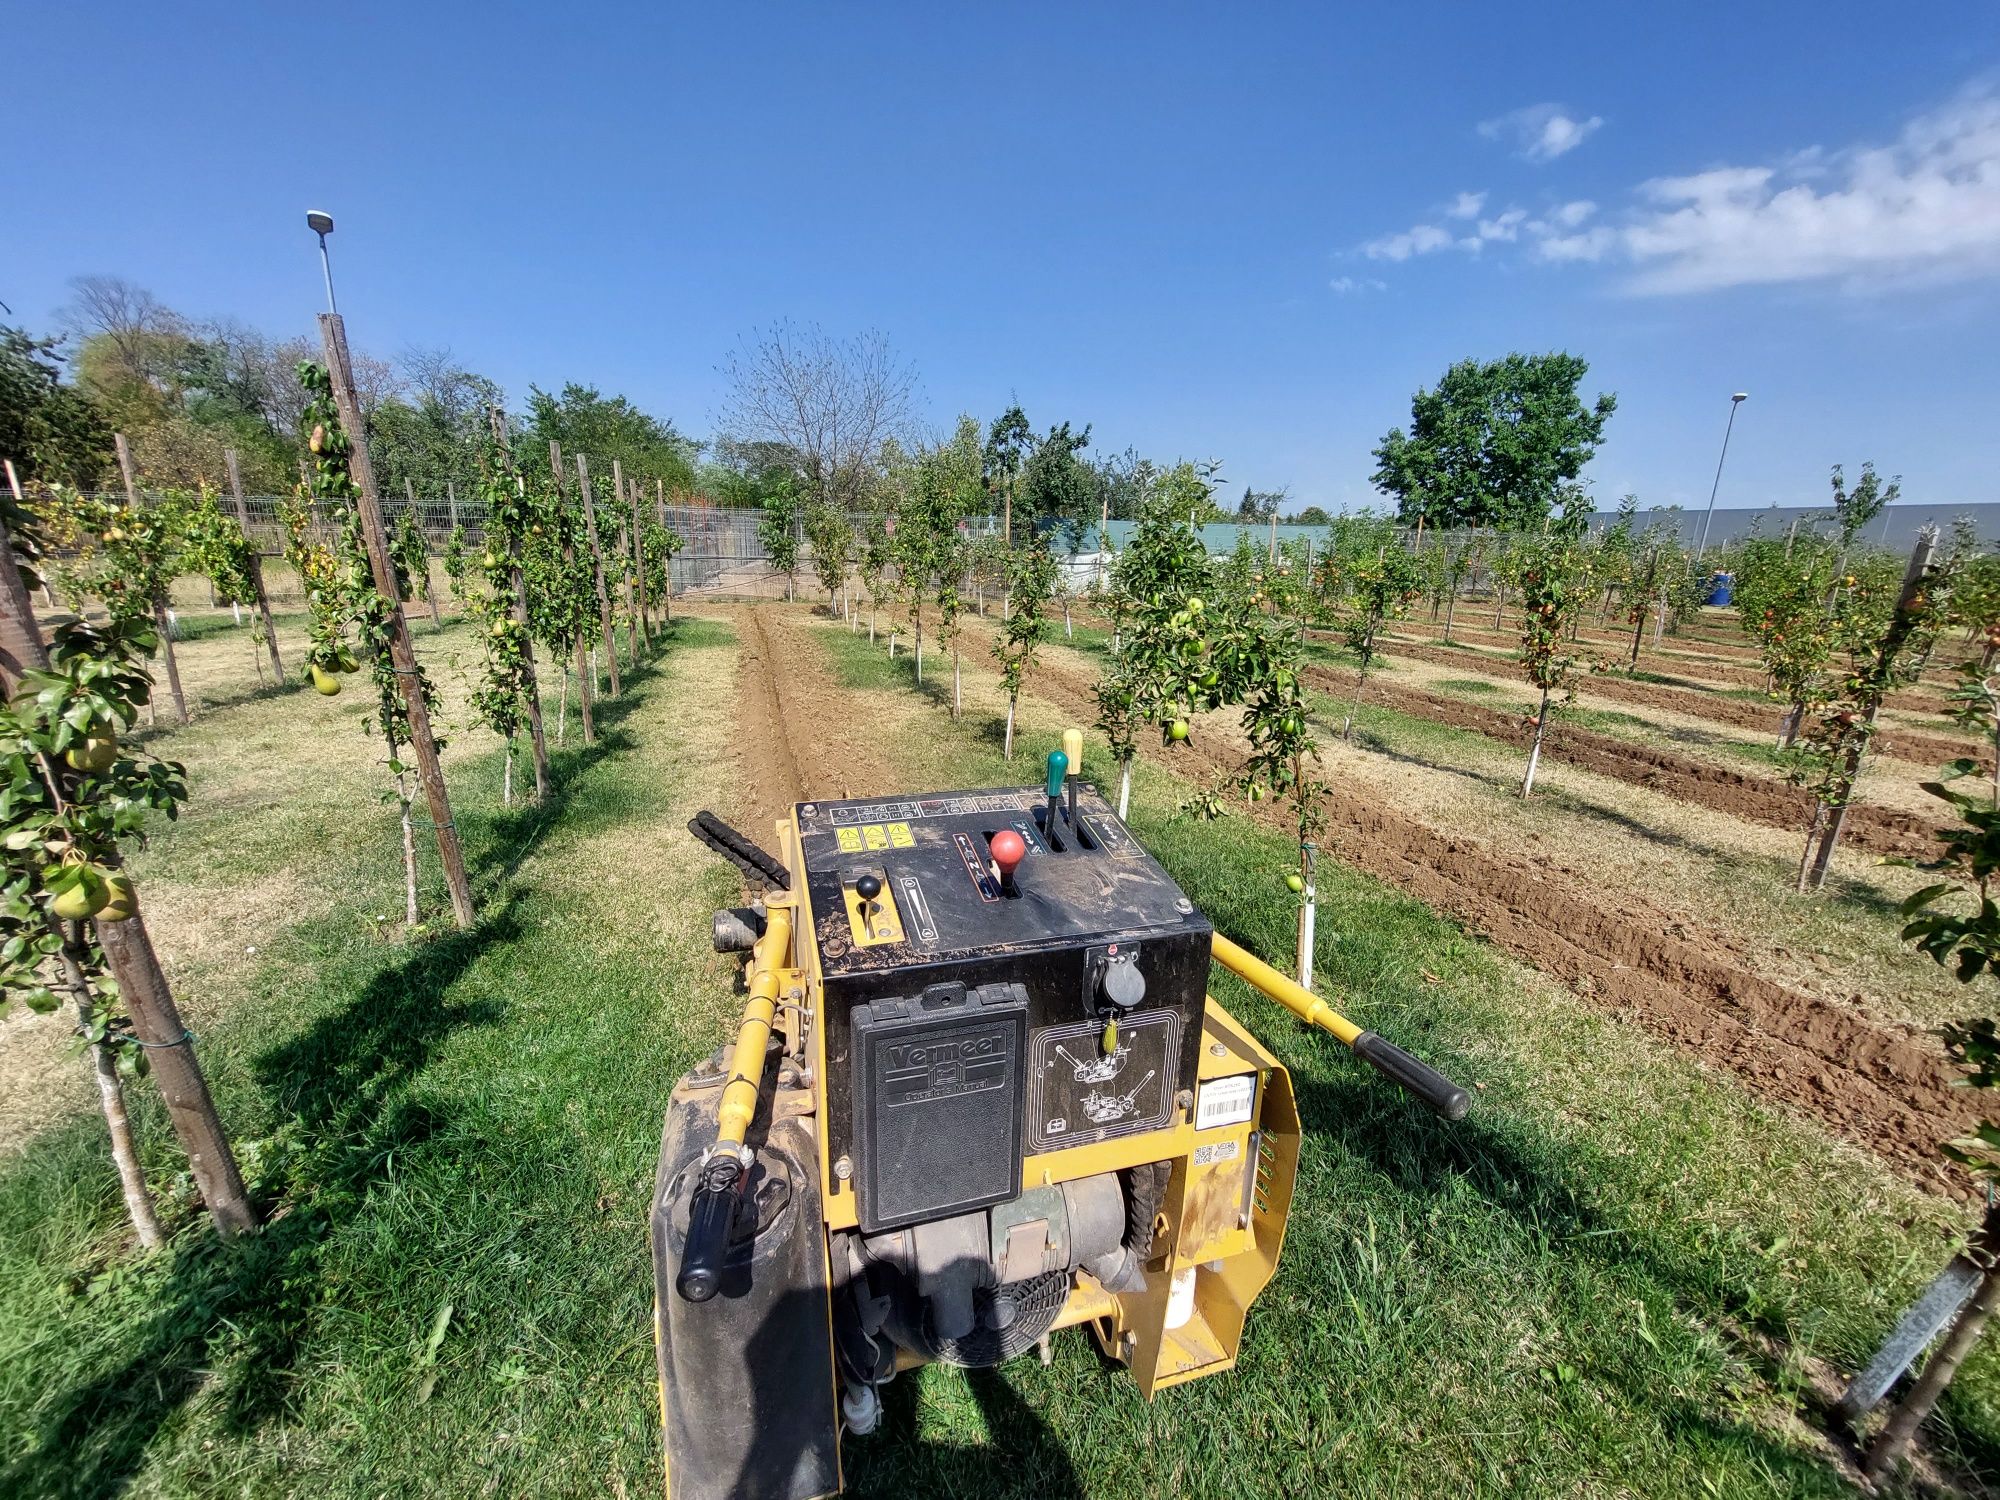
863,824,890,851
887,821,915,848
836,827,864,853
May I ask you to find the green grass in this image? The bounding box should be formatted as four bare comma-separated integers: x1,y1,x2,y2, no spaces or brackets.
4,609,1995,1500
818,623,1998,1499
0,620,739,1499
1435,677,1501,695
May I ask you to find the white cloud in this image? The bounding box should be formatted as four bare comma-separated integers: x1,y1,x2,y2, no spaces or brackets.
1479,103,1604,162
1355,86,2000,294
1328,276,1387,295
1611,92,2000,291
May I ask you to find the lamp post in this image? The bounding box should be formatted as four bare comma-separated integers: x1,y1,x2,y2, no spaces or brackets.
1694,391,1748,557
306,209,337,314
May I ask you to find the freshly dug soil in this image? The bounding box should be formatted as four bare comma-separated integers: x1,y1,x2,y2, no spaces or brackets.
1008,641,1977,1191
1312,669,1951,862
1360,634,1985,771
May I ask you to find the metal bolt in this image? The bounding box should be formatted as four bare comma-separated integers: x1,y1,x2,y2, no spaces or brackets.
1175,1089,1193,1111
1209,1042,1227,1057
833,1155,853,1181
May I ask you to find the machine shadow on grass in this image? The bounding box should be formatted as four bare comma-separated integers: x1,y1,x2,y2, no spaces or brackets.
842,1363,1086,1500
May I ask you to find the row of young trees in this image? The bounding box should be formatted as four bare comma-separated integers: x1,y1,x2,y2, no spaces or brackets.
0,303,688,1260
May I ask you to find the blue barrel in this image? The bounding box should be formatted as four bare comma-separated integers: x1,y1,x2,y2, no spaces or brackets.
1705,572,1734,607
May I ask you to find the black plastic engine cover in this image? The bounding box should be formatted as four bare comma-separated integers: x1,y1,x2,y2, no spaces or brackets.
851,981,1027,1233
800,783,1212,1228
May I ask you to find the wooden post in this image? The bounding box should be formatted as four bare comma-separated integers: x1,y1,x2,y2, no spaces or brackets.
668,478,684,624
575,454,622,696
613,460,642,657
225,449,286,682
628,475,651,650
405,477,442,626
492,410,550,803
551,441,595,744
114,434,188,725
318,313,476,930
0,522,254,1236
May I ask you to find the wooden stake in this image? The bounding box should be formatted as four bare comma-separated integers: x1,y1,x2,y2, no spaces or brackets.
613,461,642,657
114,434,188,725
551,442,595,744
629,475,651,650
576,454,621,696
0,523,253,1236
657,477,672,623
319,313,475,930
225,449,286,682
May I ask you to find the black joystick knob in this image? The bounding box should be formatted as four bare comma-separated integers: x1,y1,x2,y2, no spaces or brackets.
855,874,882,902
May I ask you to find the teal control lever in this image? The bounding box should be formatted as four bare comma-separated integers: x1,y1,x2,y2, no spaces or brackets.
1044,749,1069,847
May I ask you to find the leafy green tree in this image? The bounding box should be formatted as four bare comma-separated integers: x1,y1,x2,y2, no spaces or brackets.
1293,505,1331,526
523,383,696,492
390,507,440,628
993,539,1058,759
1325,515,1420,727
758,478,804,600
1514,536,1597,796
856,516,892,642
1018,421,1097,549
181,483,278,682
895,427,979,685
803,500,853,613
1372,353,1616,531
0,326,110,484
983,405,1034,543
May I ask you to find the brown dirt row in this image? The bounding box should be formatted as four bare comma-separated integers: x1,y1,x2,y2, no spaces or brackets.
997,638,1978,1191
1359,632,1988,771
1318,668,1950,862
726,603,904,823
1377,623,1948,716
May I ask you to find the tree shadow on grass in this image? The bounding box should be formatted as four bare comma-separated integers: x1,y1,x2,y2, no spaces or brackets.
0,905,520,1500
1286,1067,1996,1497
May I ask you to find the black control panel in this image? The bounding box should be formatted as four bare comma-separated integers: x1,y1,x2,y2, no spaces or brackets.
798,783,1212,1228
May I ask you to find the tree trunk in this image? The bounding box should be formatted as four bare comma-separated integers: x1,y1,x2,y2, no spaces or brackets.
1866,1208,2000,1481
1118,757,1132,821
96,913,256,1236
575,636,596,743
1443,582,1458,643
60,925,162,1249
1521,686,1551,797
391,745,419,929
1005,697,1017,760
557,665,570,745
1295,844,1318,989
1628,607,1646,672
503,739,514,808
953,649,962,719
152,599,189,724
1797,802,1826,892
226,451,285,682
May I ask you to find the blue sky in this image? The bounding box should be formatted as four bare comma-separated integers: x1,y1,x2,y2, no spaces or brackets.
6,2,1998,514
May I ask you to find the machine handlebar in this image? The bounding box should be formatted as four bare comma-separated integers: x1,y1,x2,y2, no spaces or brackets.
675,1154,744,1302
1351,1031,1471,1121
1209,932,1471,1121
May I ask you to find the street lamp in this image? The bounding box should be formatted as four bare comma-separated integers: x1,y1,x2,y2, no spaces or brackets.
306,209,337,314
1694,391,1748,558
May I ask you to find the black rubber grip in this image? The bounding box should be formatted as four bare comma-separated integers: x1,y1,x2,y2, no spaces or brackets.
676,1156,744,1302
687,811,791,890
1353,1031,1472,1121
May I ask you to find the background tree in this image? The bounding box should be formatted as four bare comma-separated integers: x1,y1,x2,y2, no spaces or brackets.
1018,420,1096,549
0,326,110,484
1330,518,1421,733
391,507,441,628
718,322,913,512
982,404,1033,543
1372,352,1616,530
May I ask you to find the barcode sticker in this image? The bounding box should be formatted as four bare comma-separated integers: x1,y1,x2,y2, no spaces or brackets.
1195,1074,1256,1130
1193,1139,1241,1166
